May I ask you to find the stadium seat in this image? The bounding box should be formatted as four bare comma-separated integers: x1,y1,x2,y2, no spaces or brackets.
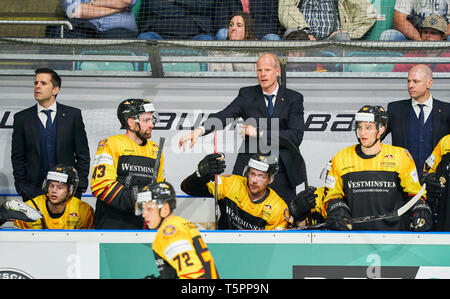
345,51,403,72
157,48,207,73
365,0,396,40
75,49,139,71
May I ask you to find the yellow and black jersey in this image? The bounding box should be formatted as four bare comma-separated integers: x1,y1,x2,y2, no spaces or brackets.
91,134,165,229
324,143,426,231
14,194,94,229
206,175,292,230
152,216,219,279
424,134,450,174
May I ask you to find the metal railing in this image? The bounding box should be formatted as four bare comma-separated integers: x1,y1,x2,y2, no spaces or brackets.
0,38,449,78
0,20,73,38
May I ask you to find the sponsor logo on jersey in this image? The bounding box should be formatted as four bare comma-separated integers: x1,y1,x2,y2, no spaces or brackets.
163,225,176,236
262,205,272,218
225,206,264,230
97,138,108,149
121,163,155,173
347,180,396,190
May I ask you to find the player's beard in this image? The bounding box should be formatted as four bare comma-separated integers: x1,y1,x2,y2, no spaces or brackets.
135,125,151,145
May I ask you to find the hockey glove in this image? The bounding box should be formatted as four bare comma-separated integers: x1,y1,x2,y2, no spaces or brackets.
289,186,317,221
196,153,226,181
423,172,445,200
410,201,433,232
326,198,351,231
0,199,42,222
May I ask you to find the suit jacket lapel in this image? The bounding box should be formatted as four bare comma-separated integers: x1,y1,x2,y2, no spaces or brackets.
432,98,443,147
272,86,286,117
30,105,41,155
400,100,410,146
254,85,269,118
55,102,64,156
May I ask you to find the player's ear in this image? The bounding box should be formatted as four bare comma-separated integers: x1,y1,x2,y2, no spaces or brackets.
127,117,135,130
160,202,171,218
378,125,386,139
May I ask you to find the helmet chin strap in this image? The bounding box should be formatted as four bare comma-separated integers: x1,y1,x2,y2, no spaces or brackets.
154,207,169,230
130,122,148,145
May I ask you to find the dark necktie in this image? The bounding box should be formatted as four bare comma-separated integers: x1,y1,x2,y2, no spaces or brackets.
43,109,52,129
265,94,274,117
418,104,424,127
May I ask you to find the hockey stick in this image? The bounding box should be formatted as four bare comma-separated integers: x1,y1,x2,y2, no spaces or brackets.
290,183,427,230
346,182,426,226
153,137,165,182
214,131,224,229
278,136,308,187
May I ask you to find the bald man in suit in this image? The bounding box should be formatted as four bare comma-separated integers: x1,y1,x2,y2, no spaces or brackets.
179,53,305,204
386,64,450,180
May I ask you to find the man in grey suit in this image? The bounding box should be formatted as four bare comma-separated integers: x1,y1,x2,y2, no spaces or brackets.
386,64,450,181
11,68,90,202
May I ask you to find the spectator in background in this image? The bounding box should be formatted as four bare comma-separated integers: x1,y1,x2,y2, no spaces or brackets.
47,0,138,38
380,0,450,41
278,0,377,41
11,68,90,203
14,165,94,229
386,64,450,180
393,14,450,73
209,11,257,72
283,29,328,72
215,0,282,40
137,0,216,40
226,11,257,41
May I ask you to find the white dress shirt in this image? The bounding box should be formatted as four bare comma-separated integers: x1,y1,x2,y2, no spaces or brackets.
37,101,57,128
411,95,433,123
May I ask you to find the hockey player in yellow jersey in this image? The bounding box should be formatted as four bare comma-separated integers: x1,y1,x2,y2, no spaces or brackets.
324,105,433,231
91,99,165,229
423,134,450,230
15,165,93,229
181,152,292,230
288,161,331,228
136,182,219,279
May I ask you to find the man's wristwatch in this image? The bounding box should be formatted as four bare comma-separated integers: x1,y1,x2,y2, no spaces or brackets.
90,0,96,5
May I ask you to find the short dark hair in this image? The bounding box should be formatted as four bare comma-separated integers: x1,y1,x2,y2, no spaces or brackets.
283,29,310,41
35,68,62,89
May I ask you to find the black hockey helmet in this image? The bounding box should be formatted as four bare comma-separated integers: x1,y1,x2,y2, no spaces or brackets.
243,152,279,181
353,105,389,139
135,182,177,215
117,98,159,130
42,164,79,197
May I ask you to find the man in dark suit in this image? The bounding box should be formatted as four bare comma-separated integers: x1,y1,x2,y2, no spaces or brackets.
137,0,216,40
11,68,90,202
179,53,305,204
386,64,450,180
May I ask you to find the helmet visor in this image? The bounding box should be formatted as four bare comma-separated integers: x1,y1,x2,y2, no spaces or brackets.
135,191,153,216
